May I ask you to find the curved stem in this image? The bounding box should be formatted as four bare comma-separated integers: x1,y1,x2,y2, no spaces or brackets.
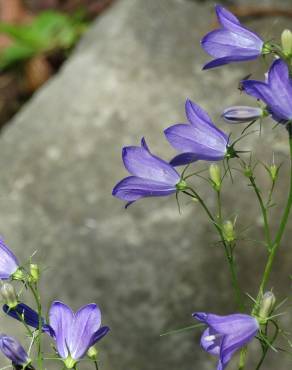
183,188,244,311
29,282,43,370
248,175,272,250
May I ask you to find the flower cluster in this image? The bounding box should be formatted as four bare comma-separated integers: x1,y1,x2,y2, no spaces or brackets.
113,5,292,370
0,239,109,369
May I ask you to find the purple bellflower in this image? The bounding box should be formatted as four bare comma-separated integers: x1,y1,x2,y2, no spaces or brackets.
242,59,292,123
222,106,264,124
112,138,184,206
193,312,259,370
49,301,109,368
164,99,228,166
0,239,19,280
201,5,264,70
0,334,30,367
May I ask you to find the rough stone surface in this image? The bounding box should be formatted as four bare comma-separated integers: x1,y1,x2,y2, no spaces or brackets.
0,0,292,369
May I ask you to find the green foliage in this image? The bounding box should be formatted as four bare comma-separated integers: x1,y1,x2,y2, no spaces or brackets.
0,11,87,71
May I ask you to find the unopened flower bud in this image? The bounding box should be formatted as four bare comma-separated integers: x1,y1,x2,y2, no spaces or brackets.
243,165,253,178
222,220,235,243
0,283,18,308
209,164,221,191
0,334,30,366
222,106,263,124
281,29,292,56
11,268,25,281
269,164,278,182
87,346,98,360
258,291,276,323
30,264,40,282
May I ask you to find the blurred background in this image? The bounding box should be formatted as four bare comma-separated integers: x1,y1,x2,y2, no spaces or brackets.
0,0,292,369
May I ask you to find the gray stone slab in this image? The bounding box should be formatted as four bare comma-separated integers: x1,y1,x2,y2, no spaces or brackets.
0,0,292,369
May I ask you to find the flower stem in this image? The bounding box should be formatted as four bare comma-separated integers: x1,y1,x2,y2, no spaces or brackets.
248,175,272,250
238,124,292,370
183,188,244,311
29,282,43,370
253,124,292,315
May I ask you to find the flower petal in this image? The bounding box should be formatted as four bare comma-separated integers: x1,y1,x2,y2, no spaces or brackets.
122,139,180,185
0,239,19,279
165,123,227,160
219,324,258,370
215,5,240,28
169,153,199,166
69,304,101,360
201,327,221,356
242,79,292,120
215,5,263,46
3,303,46,330
49,301,74,359
203,54,258,70
202,29,261,59
112,176,177,202
89,326,110,347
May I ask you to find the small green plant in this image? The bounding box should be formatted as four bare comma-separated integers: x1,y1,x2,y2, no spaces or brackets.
0,10,87,71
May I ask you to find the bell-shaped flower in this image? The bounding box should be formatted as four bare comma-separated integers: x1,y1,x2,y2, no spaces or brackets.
49,301,109,368
0,334,30,367
193,312,259,370
201,5,264,70
164,99,228,166
222,106,264,124
0,239,19,280
242,59,292,123
112,138,183,206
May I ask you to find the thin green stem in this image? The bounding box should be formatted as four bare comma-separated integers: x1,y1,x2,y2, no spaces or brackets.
237,125,292,370
29,282,43,370
94,360,99,370
253,127,292,314
183,187,244,311
216,190,222,225
238,347,247,370
248,175,272,250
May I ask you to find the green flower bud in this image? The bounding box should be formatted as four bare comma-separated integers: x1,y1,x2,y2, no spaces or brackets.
281,29,292,56
269,164,278,182
243,165,253,178
87,346,98,360
258,291,276,323
176,179,187,191
209,164,221,191
222,220,236,243
0,283,18,308
29,264,40,282
12,268,25,281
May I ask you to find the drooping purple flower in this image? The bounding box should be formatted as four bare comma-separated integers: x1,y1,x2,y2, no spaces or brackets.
112,138,182,206
0,239,19,280
201,5,264,70
222,106,264,123
193,312,259,370
3,303,53,336
164,99,228,166
242,59,292,123
49,301,109,368
0,334,30,366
